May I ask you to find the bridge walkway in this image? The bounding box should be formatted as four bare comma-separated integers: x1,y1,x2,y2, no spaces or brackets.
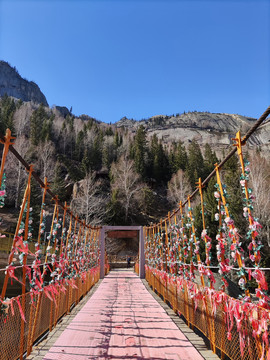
28,270,218,360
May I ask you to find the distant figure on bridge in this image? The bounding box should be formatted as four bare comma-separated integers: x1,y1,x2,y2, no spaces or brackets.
127,256,131,268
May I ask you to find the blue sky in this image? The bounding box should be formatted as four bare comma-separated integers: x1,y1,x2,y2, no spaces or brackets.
0,0,269,123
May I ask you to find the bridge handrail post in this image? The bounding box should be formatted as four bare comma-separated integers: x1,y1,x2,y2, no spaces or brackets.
0,128,15,188
100,227,105,279
1,164,33,301
197,177,216,353
19,166,33,359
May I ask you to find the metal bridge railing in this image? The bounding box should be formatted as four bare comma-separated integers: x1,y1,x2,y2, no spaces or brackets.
0,266,100,360
144,106,270,360
145,266,262,360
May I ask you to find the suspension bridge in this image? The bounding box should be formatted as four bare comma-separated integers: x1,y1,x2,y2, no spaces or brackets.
0,106,270,360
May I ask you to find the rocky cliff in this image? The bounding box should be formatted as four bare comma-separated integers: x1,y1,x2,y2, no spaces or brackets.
116,112,270,156
0,61,48,106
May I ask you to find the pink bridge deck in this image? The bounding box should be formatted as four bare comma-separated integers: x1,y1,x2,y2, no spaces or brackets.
43,270,204,360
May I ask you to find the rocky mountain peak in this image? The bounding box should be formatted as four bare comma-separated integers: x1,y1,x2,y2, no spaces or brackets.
0,60,48,106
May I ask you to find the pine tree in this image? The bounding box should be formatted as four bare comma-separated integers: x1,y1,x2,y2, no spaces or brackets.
102,140,117,170
107,189,125,225
187,140,205,189
75,130,85,161
175,142,188,172
134,125,147,177
114,131,120,147
40,115,54,143
204,143,218,177
30,104,48,146
51,162,66,201
168,145,177,174
66,115,75,159
149,136,170,183
81,147,91,175
89,135,103,171
0,94,16,135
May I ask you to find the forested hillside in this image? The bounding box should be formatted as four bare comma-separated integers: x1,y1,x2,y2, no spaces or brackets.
0,93,270,269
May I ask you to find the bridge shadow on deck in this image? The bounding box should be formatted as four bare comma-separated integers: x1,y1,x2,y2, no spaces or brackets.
39,270,213,360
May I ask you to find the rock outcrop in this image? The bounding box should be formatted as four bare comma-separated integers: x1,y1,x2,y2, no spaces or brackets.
0,61,48,106
115,112,270,157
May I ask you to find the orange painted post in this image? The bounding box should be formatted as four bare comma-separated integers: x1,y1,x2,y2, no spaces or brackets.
65,212,73,260
53,203,62,328
164,216,169,302
83,226,90,256
179,201,185,270
233,131,261,268
59,202,68,256
26,292,36,356
75,221,83,303
197,178,216,353
215,163,249,296
179,201,190,326
27,178,49,355
45,198,58,265
37,178,49,244
0,128,15,187
188,195,205,287
48,197,59,332
233,132,265,358
1,165,33,300
20,177,32,360
187,195,198,328
74,221,82,263
52,202,60,255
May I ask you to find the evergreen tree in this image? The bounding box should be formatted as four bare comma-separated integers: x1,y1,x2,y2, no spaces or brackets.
134,125,147,177
40,115,54,143
0,94,16,135
187,140,205,189
51,162,67,200
149,135,170,182
102,141,117,170
107,189,125,225
81,147,91,175
114,131,121,147
175,141,188,172
204,143,218,177
66,115,75,159
168,144,176,174
30,104,48,146
89,135,103,171
75,130,85,161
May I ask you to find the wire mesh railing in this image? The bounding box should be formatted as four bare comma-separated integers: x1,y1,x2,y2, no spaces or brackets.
0,267,99,360
144,106,270,359
0,127,104,359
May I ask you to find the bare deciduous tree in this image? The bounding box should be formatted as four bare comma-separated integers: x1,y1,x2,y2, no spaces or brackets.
249,153,270,246
167,169,191,207
110,155,143,222
71,172,109,225
5,135,29,207
37,140,55,181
